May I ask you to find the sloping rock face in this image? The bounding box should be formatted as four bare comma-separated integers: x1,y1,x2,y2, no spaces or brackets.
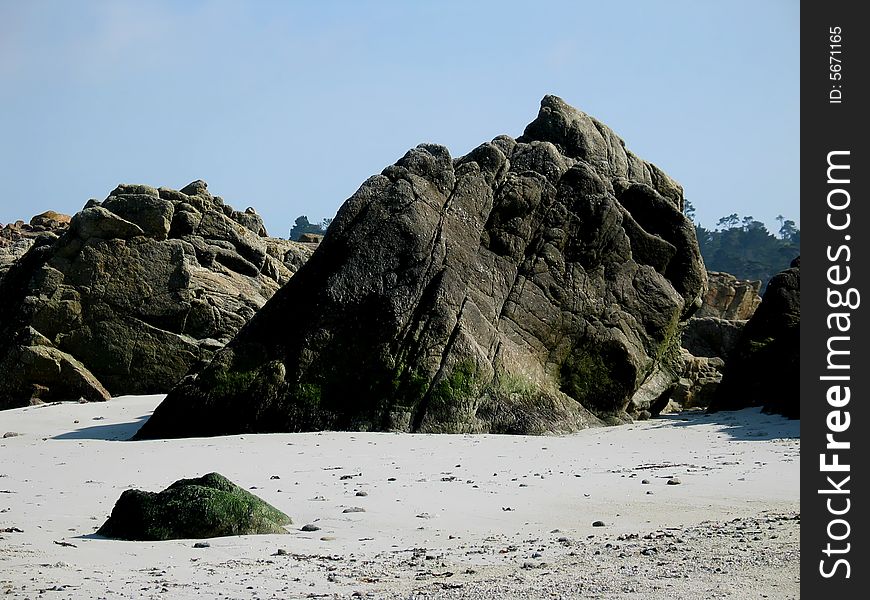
0,181,313,410
696,271,761,320
710,258,800,418
136,96,706,439
97,473,291,541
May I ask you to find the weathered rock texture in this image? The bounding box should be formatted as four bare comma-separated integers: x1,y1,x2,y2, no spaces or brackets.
710,258,800,418
136,96,706,439
0,181,313,410
696,271,761,320
97,473,291,541
662,270,762,412
0,213,71,279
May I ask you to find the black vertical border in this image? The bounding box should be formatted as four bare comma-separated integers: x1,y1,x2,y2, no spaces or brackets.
802,2,869,597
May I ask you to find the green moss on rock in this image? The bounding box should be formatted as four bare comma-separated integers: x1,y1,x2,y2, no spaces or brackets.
210,370,258,397
559,344,635,415
96,472,291,541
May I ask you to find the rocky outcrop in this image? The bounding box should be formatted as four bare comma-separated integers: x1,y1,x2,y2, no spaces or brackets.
0,213,71,279
710,258,800,418
0,181,313,410
696,271,761,320
136,96,706,439
660,270,761,413
97,473,291,540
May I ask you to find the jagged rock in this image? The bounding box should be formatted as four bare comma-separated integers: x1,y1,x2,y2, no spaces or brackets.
1,216,69,279
0,181,314,410
29,211,72,231
710,258,800,418
696,271,761,320
136,95,705,439
656,349,724,412
297,233,323,244
97,473,291,541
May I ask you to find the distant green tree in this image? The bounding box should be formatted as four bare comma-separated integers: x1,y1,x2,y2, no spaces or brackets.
690,211,799,290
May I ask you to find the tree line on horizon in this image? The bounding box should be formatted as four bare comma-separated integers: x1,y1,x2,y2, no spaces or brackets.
685,200,799,290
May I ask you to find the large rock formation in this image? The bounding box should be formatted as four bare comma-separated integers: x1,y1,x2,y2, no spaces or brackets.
136,96,706,439
710,258,800,418
97,473,291,541
0,182,313,410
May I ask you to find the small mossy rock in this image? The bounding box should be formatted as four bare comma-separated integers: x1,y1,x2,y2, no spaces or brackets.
96,473,292,541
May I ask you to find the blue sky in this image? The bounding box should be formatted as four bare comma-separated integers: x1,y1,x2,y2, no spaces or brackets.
0,1,799,236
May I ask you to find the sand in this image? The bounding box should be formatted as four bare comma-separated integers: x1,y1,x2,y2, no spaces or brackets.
0,395,799,599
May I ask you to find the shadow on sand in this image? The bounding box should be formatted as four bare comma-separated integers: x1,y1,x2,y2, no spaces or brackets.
53,414,151,441
650,408,799,441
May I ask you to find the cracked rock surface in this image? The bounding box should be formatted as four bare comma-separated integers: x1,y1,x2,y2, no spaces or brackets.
137,96,706,439
0,181,313,409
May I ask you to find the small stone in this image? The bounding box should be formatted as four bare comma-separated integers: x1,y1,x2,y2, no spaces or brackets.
356,491,368,497
270,475,280,480
667,478,682,485
343,507,365,513
193,541,210,548
274,548,289,556
320,535,337,541
2,432,20,438
592,520,606,527
641,479,651,485
301,524,321,532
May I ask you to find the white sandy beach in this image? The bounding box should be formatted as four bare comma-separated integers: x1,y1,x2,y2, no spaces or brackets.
0,395,799,599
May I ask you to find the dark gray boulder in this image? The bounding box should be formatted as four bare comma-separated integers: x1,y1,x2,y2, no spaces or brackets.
681,316,747,359
710,258,800,418
0,181,313,409
96,473,291,541
136,96,706,438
